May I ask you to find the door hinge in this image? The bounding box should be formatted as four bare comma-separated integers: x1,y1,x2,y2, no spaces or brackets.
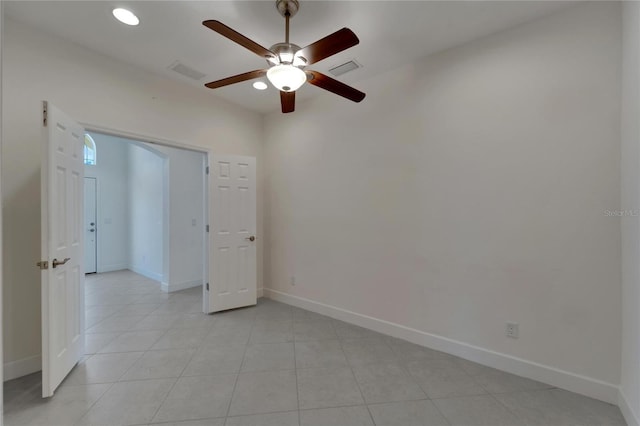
206,166,210,175
43,101,48,127
206,225,210,233
206,283,209,291
36,260,49,270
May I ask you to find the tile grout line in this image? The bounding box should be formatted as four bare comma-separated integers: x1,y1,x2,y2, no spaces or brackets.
421,393,453,426
387,344,438,401
387,342,477,426
222,310,257,419
294,313,305,426
147,376,184,424
487,390,527,424
95,328,170,355
334,326,458,426
335,328,378,426
126,303,208,423
72,380,118,425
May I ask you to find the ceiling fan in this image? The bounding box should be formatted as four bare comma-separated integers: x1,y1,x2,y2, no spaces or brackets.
202,0,366,113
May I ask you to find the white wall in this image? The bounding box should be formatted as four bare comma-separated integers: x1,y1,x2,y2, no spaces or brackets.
620,1,640,425
84,133,130,273
153,144,205,293
2,18,264,369
128,143,165,281
1,1,5,419
265,2,621,402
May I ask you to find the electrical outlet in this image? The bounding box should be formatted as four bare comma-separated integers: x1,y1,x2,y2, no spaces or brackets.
506,322,519,339
290,276,296,286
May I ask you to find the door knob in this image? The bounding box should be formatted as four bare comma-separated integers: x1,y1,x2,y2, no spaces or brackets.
90,222,95,226
89,229,95,232
52,257,71,268
245,236,255,242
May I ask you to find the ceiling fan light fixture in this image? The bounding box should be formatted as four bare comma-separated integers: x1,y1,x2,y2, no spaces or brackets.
279,52,294,64
267,65,306,92
112,8,139,26
292,55,307,67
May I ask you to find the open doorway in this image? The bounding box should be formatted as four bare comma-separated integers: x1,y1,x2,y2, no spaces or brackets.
81,131,207,348
84,176,97,274
2,105,258,409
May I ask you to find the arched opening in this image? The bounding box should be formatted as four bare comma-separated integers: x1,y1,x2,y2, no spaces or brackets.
83,133,97,165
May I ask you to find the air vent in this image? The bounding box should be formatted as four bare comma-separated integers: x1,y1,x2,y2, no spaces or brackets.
328,60,361,77
168,61,207,81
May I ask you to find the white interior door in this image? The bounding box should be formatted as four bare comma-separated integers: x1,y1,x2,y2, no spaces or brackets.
84,177,97,274
207,155,257,313
40,102,85,397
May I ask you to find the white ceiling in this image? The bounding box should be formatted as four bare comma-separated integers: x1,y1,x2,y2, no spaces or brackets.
5,0,577,114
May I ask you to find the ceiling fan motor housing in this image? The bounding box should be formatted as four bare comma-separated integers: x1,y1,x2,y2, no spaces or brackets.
268,42,303,66
276,0,300,18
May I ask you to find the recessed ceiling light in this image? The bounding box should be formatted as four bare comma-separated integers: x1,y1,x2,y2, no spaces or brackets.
252,81,268,90
112,8,139,26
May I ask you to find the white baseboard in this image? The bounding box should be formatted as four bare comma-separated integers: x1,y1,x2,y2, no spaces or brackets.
3,355,41,382
257,287,264,298
162,279,202,293
264,288,619,405
619,389,640,426
97,263,128,273
128,265,163,282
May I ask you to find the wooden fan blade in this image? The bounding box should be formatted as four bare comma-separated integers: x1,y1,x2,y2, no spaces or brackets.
205,69,267,89
203,20,276,60
295,28,359,66
306,71,366,103
280,91,295,113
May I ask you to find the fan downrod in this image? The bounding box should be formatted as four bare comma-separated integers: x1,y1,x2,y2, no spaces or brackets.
276,0,300,18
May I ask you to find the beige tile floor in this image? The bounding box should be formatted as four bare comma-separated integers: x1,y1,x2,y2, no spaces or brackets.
3,270,627,426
